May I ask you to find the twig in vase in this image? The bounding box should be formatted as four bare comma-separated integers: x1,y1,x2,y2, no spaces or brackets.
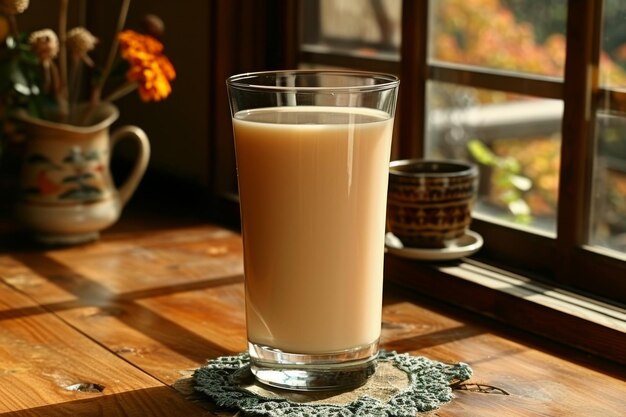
89,0,131,106
81,0,131,125
66,27,98,121
57,0,69,120
7,14,19,39
104,82,138,102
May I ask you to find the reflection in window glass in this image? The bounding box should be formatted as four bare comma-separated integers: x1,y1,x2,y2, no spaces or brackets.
590,113,626,254
304,0,401,56
425,82,562,234
590,0,626,255
599,1,626,88
429,0,567,77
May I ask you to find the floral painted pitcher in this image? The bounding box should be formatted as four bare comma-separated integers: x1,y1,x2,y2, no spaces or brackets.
14,102,150,244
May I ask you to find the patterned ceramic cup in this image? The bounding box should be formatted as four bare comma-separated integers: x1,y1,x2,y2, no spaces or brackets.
387,159,479,248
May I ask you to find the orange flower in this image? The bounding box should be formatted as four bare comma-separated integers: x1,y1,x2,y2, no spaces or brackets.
118,30,175,102
119,29,163,55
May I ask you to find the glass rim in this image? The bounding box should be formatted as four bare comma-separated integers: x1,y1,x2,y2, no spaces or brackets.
389,159,478,178
226,69,400,93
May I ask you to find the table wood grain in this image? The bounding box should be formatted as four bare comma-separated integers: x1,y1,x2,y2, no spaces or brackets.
1,215,625,416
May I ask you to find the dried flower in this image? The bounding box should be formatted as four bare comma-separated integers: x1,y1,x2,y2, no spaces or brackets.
29,29,59,67
141,14,164,39
0,0,174,143
118,29,164,56
67,27,97,66
118,30,175,102
0,0,29,15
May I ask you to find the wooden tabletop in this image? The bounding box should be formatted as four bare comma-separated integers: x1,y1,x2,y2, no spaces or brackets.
1,208,625,416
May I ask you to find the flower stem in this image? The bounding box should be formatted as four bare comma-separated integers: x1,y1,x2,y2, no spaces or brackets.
91,0,131,105
69,58,83,116
58,0,69,120
104,81,138,102
81,0,131,125
7,15,19,40
49,61,67,122
43,63,52,94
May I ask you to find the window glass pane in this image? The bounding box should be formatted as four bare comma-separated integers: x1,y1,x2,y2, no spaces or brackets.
303,0,401,57
590,112,626,255
425,81,562,234
599,1,626,88
589,0,626,255
429,0,567,78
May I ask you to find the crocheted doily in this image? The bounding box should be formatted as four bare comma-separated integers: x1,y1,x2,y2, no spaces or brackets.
193,350,472,416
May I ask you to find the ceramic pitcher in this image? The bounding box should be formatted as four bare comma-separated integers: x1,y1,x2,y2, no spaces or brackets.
14,102,150,244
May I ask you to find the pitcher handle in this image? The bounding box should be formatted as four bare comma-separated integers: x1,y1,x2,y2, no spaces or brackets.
110,125,150,206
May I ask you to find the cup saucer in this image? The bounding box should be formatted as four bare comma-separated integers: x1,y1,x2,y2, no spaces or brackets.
385,230,483,261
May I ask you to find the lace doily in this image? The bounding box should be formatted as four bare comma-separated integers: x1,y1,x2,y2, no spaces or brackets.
193,350,472,416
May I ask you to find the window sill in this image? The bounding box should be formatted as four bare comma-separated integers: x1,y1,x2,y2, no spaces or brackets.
210,190,626,365
384,254,626,366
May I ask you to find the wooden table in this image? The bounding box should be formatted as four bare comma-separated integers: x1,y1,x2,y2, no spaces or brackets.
1,209,625,416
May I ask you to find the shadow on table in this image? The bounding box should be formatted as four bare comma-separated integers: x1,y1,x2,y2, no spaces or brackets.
0,385,217,417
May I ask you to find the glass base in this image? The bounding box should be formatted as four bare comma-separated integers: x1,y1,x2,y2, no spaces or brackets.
248,340,379,391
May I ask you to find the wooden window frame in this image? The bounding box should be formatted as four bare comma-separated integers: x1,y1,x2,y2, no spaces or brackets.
298,0,626,304
207,0,626,363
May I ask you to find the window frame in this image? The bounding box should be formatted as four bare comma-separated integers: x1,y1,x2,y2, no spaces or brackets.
297,0,626,304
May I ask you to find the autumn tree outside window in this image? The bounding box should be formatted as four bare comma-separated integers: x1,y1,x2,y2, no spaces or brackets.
298,0,626,304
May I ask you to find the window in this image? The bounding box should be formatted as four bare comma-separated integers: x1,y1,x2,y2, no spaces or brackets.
299,0,626,304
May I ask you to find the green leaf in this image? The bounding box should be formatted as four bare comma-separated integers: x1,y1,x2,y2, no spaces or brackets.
0,61,15,91
508,199,531,216
467,139,497,166
27,98,43,119
6,36,16,49
498,156,521,173
10,62,33,96
509,174,532,191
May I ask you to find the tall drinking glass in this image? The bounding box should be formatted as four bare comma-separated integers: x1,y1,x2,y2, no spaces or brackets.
227,70,399,391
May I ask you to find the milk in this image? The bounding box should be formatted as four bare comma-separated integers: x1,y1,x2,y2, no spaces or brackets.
233,106,393,354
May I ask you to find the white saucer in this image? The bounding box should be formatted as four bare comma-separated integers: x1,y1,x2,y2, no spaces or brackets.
385,230,483,261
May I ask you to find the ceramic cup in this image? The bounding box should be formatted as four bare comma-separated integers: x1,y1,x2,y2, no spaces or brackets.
387,159,479,248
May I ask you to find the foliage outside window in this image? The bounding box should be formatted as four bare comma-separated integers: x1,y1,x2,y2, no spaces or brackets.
299,0,626,303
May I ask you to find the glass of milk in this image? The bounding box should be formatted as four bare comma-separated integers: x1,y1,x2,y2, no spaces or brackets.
227,70,399,391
